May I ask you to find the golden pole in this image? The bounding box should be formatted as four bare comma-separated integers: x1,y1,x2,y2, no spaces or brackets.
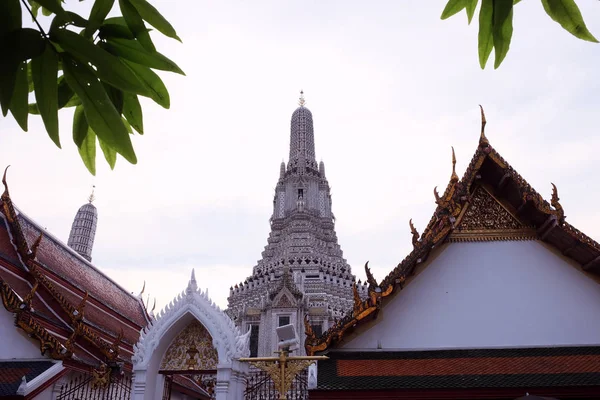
240,350,328,400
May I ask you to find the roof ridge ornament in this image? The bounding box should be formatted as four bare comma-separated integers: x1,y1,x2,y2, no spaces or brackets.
298,90,306,107
451,146,459,183
409,219,420,247
479,105,489,146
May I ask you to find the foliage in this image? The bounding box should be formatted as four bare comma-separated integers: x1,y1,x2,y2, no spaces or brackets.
0,0,184,174
441,0,598,69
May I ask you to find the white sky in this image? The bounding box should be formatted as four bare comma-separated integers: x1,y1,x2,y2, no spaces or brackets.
1,1,599,312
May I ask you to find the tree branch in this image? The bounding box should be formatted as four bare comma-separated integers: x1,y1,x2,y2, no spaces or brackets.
20,0,48,39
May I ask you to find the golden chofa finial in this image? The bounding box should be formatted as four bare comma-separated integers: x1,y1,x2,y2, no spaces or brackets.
450,146,458,182
88,185,96,203
479,105,489,145
298,90,306,107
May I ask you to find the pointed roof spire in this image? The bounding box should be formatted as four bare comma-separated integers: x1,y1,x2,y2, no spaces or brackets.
187,268,198,293
298,90,306,107
88,185,96,203
450,146,458,182
479,105,489,145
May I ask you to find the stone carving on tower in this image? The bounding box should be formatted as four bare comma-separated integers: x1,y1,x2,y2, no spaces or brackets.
227,92,366,356
67,187,98,262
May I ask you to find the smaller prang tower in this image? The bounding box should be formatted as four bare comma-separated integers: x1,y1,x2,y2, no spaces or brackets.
67,188,98,262
227,92,367,356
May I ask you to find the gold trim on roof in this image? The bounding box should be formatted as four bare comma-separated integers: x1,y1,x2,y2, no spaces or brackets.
1,172,123,363
305,108,600,355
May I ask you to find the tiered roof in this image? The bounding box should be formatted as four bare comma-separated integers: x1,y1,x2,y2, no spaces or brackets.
305,108,600,355
0,168,151,371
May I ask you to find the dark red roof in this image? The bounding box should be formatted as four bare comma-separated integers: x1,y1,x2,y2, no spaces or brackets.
18,213,148,328
0,180,151,367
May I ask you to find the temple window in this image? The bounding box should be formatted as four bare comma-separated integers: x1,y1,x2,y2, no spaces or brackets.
278,315,290,327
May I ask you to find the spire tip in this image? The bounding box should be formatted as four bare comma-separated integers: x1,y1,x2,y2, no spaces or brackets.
298,90,306,107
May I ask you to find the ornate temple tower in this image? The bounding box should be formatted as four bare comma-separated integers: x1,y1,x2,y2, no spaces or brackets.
67,189,98,262
227,93,366,356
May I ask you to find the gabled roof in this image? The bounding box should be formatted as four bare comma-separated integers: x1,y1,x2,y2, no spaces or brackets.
305,108,600,355
0,169,151,369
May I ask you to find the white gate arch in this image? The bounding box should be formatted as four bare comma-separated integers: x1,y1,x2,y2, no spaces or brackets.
132,270,250,400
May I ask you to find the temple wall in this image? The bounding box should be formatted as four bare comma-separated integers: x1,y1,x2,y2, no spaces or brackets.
0,306,45,359
341,240,600,350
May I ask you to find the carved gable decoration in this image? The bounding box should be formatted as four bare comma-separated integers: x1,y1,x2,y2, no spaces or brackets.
274,292,294,308
449,185,536,242
160,319,218,371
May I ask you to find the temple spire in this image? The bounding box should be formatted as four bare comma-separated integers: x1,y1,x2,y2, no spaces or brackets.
289,92,316,168
67,190,98,262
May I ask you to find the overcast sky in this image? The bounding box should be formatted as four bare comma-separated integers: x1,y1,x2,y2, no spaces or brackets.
1,1,599,311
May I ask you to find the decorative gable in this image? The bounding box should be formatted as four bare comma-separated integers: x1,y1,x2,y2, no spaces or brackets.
274,291,295,308
449,185,536,242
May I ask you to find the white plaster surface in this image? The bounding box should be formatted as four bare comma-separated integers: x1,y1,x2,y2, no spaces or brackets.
0,307,46,359
342,240,600,350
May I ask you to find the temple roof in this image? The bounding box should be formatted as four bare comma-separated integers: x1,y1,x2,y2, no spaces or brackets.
305,109,600,355
313,346,600,394
0,169,151,369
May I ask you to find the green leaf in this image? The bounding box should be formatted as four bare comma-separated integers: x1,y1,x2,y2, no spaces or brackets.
63,95,82,107
78,124,97,175
465,0,478,24
103,82,124,113
104,37,185,74
9,62,29,131
32,43,60,147
57,77,76,108
541,0,598,43
0,0,22,36
28,103,40,114
128,0,181,41
85,0,116,39
35,0,70,21
51,28,150,96
73,104,88,147
122,93,143,133
121,116,132,133
119,0,156,51
477,0,494,69
122,59,169,108
27,62,34,92
492,1,513,69
99,22,136,40
98,136,117,169
0,29,45,116
441,0,469,20
29,1,41,18
63,55,137,163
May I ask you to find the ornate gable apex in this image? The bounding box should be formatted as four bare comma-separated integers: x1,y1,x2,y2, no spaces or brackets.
272,287,297,309
305,108,600,355
448,185,536,242
133,269,250,369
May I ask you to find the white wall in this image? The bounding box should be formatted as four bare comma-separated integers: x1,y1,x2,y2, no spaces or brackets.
0,307,46,359
342,240,600,350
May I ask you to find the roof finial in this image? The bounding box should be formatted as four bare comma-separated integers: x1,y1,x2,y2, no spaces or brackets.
479,105,488,145
138,281,146,298
450,146,458,182
88,185,96,203
298,90,306,107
